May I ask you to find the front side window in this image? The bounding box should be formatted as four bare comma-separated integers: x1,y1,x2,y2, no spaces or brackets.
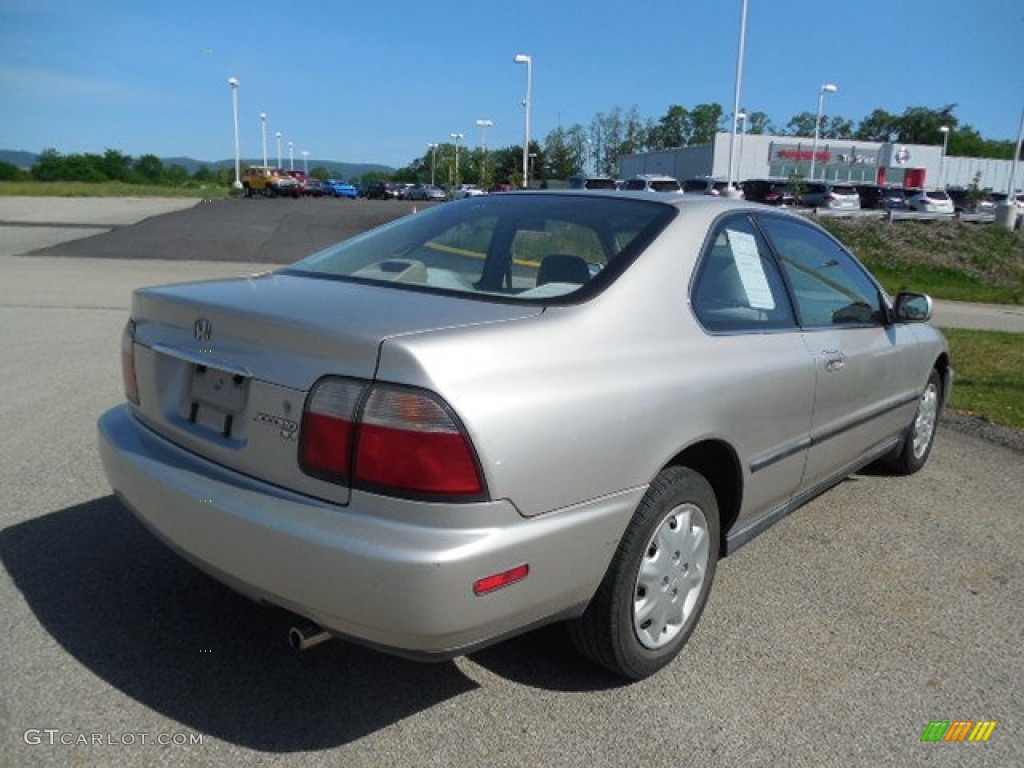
757,216,884,328
691,215,796,332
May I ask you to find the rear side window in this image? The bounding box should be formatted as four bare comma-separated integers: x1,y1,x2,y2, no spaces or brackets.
757,216,884,328
691,215,796,332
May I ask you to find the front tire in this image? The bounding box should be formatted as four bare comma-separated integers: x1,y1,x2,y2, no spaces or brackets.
881,369,942,475
569,466,720,680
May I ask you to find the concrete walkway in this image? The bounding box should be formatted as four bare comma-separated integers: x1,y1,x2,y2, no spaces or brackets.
0,196,198,256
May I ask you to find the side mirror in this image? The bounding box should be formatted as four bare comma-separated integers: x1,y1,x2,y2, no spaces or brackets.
892,292,933,323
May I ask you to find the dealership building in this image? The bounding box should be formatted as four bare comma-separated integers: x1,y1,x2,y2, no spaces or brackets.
618,132,1020,192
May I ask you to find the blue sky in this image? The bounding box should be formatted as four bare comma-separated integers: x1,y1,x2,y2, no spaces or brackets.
2,0,1022,168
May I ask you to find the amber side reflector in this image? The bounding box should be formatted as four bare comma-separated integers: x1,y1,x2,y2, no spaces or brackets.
473,564,529,596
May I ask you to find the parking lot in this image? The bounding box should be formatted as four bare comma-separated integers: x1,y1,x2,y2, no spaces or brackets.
1,198,1021,767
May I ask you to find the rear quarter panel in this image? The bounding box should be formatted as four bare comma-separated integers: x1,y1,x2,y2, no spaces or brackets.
376,204,817,521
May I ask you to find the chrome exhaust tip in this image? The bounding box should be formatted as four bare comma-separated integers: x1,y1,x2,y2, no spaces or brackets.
287,622,332,651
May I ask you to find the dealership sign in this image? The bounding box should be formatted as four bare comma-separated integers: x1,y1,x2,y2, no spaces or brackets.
770,142,880,168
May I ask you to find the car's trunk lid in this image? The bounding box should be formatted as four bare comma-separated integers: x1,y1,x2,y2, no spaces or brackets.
128,271,540,503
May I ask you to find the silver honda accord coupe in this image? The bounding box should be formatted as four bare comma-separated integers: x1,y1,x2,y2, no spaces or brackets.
98,191,950,680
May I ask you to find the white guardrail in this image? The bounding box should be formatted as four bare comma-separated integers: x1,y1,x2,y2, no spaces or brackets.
797,208,1004,224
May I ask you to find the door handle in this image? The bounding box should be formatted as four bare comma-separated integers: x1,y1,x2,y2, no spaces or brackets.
823,350,845,372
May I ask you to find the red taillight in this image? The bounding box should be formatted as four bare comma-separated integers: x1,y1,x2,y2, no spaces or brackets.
299,378,485,500
299,379,363,482
355,386,484,498
121,320,139,405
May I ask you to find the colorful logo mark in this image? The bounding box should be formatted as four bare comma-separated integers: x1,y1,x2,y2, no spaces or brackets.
920,721,997,742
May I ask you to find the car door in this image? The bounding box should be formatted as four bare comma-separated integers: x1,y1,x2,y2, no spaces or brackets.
755,214,922,489
689,213,815,534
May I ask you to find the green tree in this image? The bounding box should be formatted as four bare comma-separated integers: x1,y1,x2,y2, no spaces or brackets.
133,154,164,182
100,149,131,181
310,165,329,180
891,105,957,145
543,126,578,179
164,164,189,185
656,105,689,148
31,148,63,181
688,103,724,145
855,108,897,141
746,110,775,135
0,160,25,180
822,116,854,140
784,112,818,137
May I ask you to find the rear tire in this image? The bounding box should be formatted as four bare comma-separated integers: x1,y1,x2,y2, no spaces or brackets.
568,466,719,680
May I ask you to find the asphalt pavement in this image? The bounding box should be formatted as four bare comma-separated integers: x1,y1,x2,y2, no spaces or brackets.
0,198,1021,767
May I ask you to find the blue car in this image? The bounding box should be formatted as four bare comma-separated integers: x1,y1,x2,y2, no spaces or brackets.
324,179,358,199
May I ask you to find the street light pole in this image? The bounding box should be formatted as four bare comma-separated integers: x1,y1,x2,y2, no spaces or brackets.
809,83,838,180
736,111,747,183
228,77,242,189
427,143,438,186
450,133,463,192
260,112,268,168
301,150,309,174
514,53,532,188
288,142,294,171
476,119,493,187
275,131,282,168
939,125,950,188
726,0,748,196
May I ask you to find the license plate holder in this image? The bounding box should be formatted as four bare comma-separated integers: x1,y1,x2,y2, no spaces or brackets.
187,364,249,437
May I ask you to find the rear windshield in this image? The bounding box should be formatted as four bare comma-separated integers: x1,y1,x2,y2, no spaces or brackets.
928,190,951,200
650,179,682,192
832,186,857,195
283,194,676,303
584,178,618,190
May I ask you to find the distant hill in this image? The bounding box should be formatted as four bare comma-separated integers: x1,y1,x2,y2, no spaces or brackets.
0,150,393,180
0,150,39,170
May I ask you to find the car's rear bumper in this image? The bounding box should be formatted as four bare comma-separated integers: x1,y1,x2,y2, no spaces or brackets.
97,405,640,658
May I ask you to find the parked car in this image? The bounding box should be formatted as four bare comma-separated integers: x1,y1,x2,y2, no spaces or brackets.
741,179,796,206
945,187,994,214
241,166,301,198
283,170,324,197
453,184,487,199
681,177,741,197
988,192,1024,212
406,183,446,202
622,174,682,192
99,192,949,681
365,181,402,200
568,174,619,190
800,182,861,210
856,184,908,210
321,179,356,199
905,188,955,214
